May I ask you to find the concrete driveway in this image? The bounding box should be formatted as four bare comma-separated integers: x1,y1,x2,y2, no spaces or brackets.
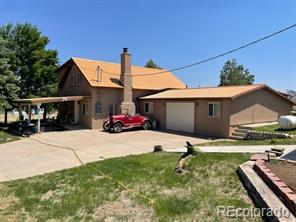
0,129,209,182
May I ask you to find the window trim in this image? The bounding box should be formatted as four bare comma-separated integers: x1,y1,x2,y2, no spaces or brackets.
82,103,88,115
95,101,101,115
208,102,221,118
144,102,153,114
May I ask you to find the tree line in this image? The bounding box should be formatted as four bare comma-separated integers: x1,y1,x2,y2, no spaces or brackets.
1,22,292,125
0,20,257,125
0,23,59,123
145,58,255,86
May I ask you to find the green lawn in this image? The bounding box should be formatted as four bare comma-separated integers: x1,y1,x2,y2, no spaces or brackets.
256,124,296,135
198,138,296,146
0,153,261,221
199,124,296,146
0,130,19,144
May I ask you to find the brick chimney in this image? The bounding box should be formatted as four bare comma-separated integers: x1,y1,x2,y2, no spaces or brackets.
120,48,135,114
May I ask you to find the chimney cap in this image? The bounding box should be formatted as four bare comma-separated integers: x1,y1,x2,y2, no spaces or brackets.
123,48,128,53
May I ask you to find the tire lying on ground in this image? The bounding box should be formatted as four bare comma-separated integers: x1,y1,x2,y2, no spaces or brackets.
278,115,296,130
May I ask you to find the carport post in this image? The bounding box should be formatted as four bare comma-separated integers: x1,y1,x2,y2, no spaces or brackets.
37,103,41,133
18,106,22,120
28,104,31,124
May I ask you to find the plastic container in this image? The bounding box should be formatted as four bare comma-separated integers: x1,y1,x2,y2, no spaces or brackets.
278,115,296,129
152,120,158,130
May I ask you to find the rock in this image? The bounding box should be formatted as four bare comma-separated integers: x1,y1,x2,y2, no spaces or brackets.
271,147,285,152
153,145,163,152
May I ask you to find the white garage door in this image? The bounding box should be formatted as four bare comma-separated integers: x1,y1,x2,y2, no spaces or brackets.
166,102,195,133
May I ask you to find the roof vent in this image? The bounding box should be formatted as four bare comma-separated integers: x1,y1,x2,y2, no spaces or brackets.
123,48,128,53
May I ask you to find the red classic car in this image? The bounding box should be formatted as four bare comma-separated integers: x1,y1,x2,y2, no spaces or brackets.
103,114,152,133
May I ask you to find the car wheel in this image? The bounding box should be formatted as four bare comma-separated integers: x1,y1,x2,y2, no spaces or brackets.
113,122,122,133
142,121,152,130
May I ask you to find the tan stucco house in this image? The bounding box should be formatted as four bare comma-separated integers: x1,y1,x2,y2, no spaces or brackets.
57,48,186,129
139,85,294,138
57,48,294,138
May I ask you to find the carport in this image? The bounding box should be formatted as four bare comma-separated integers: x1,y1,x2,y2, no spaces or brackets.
14,96,90,133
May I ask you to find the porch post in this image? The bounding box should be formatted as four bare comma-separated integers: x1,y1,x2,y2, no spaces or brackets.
74,100,79,124
4,109,8,125
37,103,41,133
18,106,22,121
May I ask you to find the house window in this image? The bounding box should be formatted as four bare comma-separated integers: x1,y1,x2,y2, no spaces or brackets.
82,103,88,115
144,102,153,114
95,102,101,115
208,102,221,117
108,103,115,116
77,75,82,85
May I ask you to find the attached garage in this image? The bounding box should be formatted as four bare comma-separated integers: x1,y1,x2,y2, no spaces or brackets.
166,102,195,133
139,84,295,138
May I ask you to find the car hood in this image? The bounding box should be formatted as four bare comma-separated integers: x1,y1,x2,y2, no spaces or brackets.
111,114,127,119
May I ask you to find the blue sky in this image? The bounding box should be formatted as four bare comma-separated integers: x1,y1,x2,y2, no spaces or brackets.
1,0,296,91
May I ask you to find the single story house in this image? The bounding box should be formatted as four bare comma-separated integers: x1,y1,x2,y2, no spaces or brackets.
56,48,294,138
139,84,294,138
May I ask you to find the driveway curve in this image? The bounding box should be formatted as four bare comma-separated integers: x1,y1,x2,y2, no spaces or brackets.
0,130,208,182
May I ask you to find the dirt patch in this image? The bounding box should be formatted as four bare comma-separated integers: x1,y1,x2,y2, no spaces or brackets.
265,160,296,193
92,192,154,221
0,184,17,211
0,194,17,211
92,175,106,181
40,184,74,203
0,184,22,221
159,187,191,199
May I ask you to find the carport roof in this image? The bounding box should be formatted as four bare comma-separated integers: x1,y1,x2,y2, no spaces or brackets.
14,95,91,105
139,84,295,103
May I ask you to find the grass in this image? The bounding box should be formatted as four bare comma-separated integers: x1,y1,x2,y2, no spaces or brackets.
198,138,296,146
256,124,296,135
199,124,296,146
0,130,19,144
0,152,261,221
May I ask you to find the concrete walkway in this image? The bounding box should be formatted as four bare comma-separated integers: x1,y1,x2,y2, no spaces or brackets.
166,145,296,155
242,122,277,128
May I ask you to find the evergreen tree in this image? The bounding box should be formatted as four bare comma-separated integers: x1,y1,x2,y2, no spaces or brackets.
0,23,59,98
0,36,19,124
144,59,162,69
219,59,254,86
